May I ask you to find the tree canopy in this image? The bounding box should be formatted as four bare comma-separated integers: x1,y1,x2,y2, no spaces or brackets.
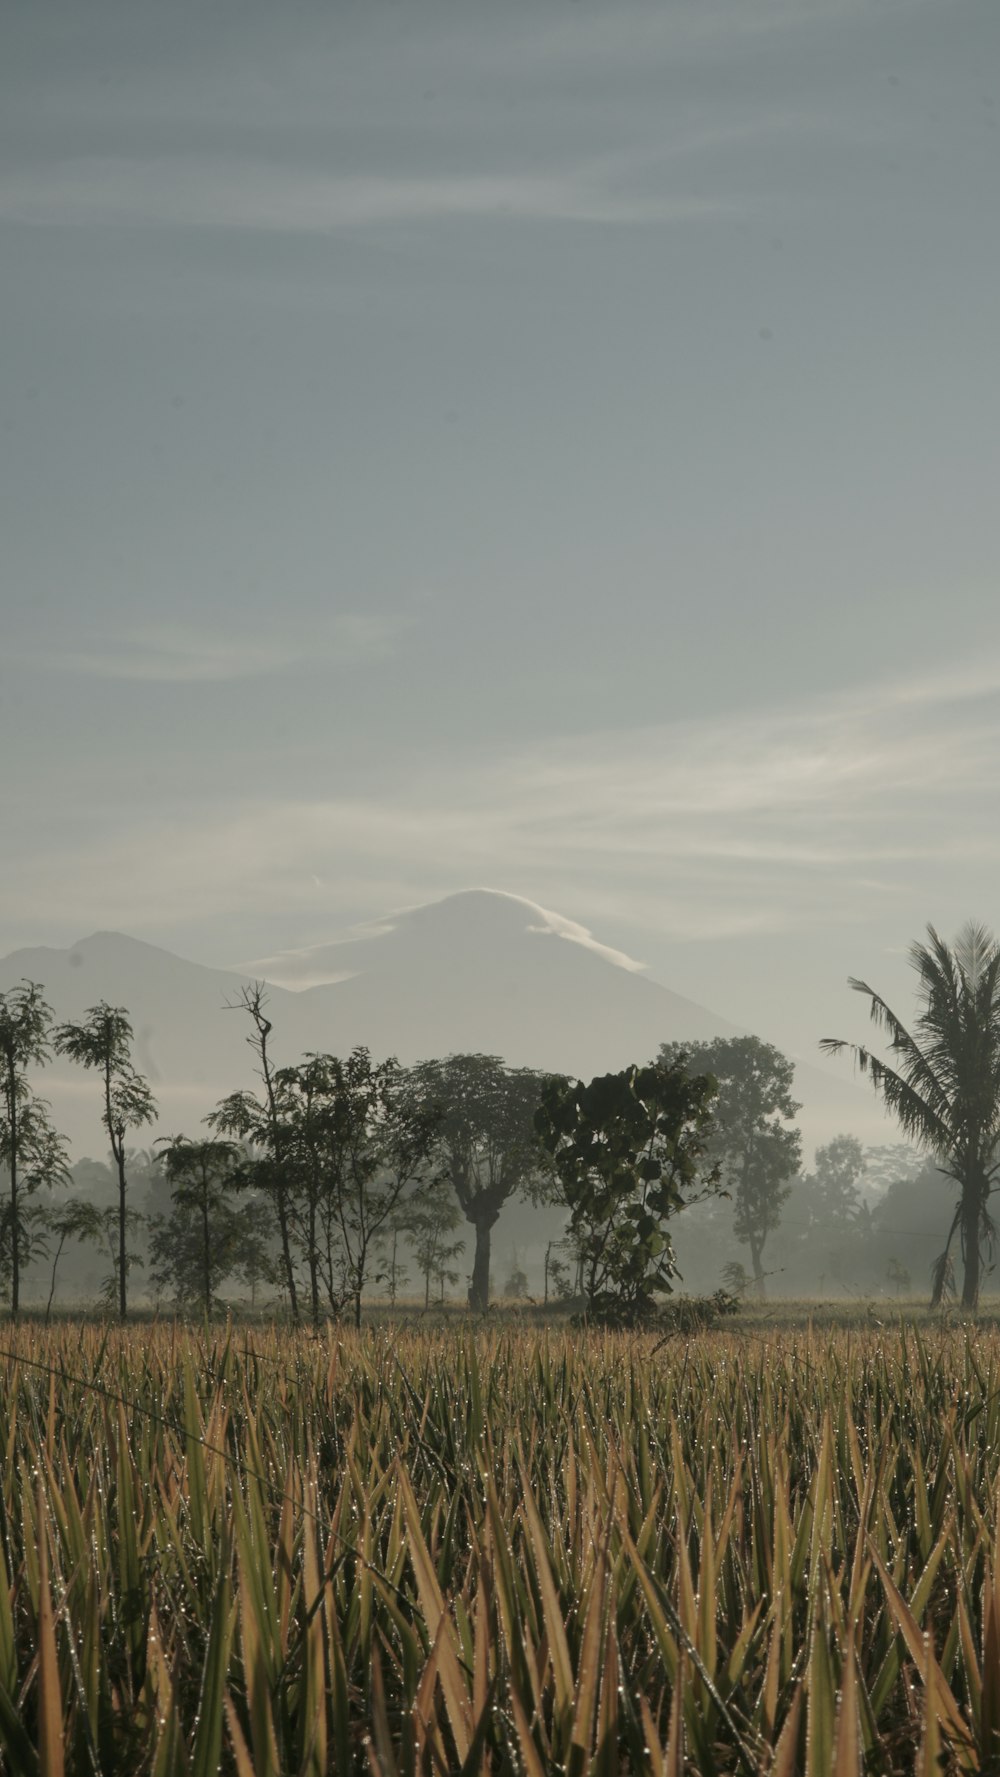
410,1054,552,1312
535,1059,718,1325
660,1036,800,1297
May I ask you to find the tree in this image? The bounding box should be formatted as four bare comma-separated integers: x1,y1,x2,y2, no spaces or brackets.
721,1259,752,1299
374,1215,410,1309
543,1239,573,1305
0,981,70,1318
409,1055,550,1313
885,1257,911,1298
404,1190,465,1310
150,1137,244,1315
43,1197,145,1313
314,1050,441,1329
269,1054,342,1326
54,1003,156,1320
660,1037,801,1298
42,1199,106,1322
821,921,1000,1309
535,1060,718,1326
809,1135,865,1230
210,985,300,1319
502,1254,529,1299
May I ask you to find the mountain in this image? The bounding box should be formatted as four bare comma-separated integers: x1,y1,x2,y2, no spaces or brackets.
0,931,303,1154
0,890,885,1159
295,890,740,1070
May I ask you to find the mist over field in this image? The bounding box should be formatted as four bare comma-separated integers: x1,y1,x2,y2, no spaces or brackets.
0,887,957,1309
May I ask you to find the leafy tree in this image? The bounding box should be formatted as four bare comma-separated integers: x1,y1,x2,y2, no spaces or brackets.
535,1060,718,1326
502,1256,529,1299
543,1239,573,1305
230,1210,281,1309
54,1003,156,1320
268,1053,343,1325
885,1257,911,1298
150,1136,245,1315
315,1050,441,1329
410,1054,550,1313
49,1199,145,1313
0,981,70,1318
861,1143,923,1197
69,1155,118,1209
809,1134,865,1230
42,1199,106,1322
210,984,302,1317
374,1216,410,1309
404,1190,465,1310
660,1037,800,1298
821,921,1000,1309
721,1259,752,1299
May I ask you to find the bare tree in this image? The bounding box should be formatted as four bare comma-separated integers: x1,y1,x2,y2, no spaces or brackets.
210,984,301,1320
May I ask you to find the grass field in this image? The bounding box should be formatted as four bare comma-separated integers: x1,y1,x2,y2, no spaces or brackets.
2,1320,1000,1773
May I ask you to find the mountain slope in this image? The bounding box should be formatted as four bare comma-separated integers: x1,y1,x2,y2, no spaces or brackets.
0,891,884,1157
295,890,740,1074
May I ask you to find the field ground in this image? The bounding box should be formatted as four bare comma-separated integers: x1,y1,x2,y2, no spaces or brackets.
2,1319,1000,1772
21,1291,1000,1333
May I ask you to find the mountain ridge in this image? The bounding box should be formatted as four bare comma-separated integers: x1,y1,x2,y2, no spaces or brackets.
0,890,886,1158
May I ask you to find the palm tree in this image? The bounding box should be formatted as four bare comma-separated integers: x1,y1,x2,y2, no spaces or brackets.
821,922,1000,1309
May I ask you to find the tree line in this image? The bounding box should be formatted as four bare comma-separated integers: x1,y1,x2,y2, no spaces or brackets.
1,918,998,1318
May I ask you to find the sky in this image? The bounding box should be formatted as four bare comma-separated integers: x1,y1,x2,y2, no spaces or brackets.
2,0,998,1061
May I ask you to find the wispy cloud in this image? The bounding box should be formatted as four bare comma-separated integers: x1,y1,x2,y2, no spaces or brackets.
3,653,998,955
15,613,407,684
241,890,649,986
0,156,728,235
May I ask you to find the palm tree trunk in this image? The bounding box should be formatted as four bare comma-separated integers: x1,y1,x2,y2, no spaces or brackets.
961,1182,983,1310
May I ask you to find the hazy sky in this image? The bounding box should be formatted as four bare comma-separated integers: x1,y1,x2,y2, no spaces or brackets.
3,0,998,1058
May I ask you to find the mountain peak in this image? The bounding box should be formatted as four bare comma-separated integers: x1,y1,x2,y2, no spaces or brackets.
370,889,649,974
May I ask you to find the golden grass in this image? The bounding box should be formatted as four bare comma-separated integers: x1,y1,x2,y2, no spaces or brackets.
2,1321,1000,1772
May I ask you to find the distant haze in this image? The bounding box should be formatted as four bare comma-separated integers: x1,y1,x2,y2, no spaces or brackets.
0,889,889,1162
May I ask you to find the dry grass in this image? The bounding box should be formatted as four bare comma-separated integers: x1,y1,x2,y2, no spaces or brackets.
1,1320,999,1772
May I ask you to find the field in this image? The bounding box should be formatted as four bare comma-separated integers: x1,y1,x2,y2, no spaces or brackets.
3,1323,1000,1773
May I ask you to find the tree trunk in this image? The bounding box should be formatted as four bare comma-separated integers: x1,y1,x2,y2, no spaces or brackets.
468,1217,494,1313
748,1236,767,1300
201,1183,211,1318
8,1061,18,1321
46,1234,68,1326
104,1062,128,1323
308,1198,320,1329
961,1183,982,1310
117,1147,128,1322
253,1002,299,1323
274,1189,299,1322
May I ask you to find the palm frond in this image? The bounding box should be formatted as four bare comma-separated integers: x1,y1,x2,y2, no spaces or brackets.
954,920,999,992
819,1042,952,1152
841,980,951,1120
